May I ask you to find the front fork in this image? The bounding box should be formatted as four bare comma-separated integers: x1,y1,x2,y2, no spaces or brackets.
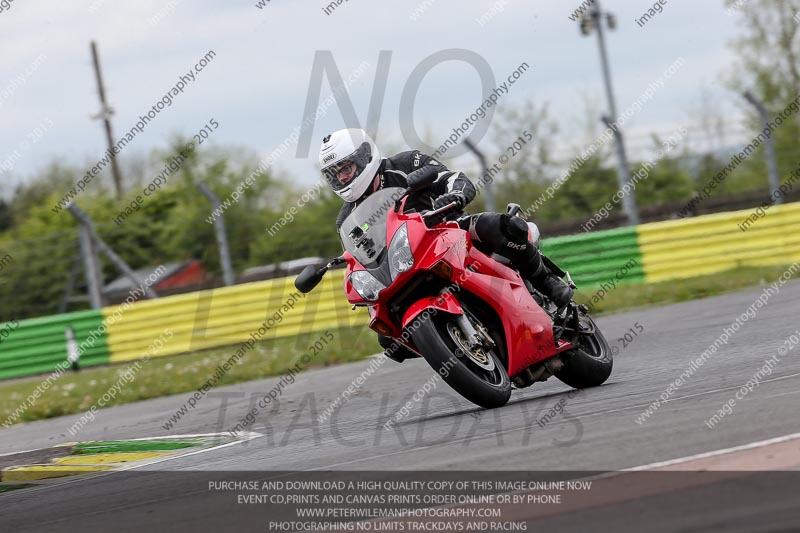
449,292,495,353
403,289,495,356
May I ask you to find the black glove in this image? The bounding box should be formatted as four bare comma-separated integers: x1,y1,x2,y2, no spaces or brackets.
426,192,466,227
433,191,467,210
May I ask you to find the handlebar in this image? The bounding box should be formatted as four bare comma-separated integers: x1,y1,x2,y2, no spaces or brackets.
421,201,459,220
394,188,459,223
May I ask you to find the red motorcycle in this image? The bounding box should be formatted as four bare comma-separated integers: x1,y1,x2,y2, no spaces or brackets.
295,187,612,409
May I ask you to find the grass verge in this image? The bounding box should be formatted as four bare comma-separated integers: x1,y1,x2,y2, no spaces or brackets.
573,264,795,315
0,263,795,428
0,325,377,427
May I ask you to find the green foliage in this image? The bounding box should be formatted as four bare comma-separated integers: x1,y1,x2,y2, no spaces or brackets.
725,0,800,107
724,0,800,188
0,199,11,231
0,142,287,319
250,187,343,264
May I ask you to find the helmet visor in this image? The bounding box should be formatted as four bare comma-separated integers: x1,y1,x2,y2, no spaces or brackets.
321,142,373,192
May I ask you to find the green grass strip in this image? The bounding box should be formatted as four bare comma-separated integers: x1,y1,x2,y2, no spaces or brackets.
71,439,206,454
0,484,36,492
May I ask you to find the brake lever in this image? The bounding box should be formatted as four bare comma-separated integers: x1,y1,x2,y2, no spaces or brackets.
421,201,459,224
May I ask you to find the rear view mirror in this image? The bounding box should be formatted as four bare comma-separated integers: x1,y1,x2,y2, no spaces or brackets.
294,265,326,293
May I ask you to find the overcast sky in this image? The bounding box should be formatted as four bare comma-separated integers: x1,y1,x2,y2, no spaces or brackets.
0,0,749,194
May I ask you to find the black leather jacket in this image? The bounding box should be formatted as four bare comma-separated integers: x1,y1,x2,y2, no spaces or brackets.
335,150,477,229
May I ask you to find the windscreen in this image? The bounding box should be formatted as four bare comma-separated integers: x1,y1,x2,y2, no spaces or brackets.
338,187,405,269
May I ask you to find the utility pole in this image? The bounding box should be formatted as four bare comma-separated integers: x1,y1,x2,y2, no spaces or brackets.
90,40,124,200
578,1,639,225
743,91,782,204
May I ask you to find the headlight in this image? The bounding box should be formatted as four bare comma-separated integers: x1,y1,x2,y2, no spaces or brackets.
349,271,386,301
389,224,414,280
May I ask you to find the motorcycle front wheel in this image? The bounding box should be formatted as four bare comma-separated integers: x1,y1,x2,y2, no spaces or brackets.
412,312,511,409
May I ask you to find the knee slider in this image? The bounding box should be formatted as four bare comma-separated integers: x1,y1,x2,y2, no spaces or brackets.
503,215,529,244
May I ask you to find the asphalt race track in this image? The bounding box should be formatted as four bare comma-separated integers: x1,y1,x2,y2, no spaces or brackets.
2,281,800,532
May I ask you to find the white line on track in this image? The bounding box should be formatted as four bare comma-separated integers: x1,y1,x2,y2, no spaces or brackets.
624,431,800,471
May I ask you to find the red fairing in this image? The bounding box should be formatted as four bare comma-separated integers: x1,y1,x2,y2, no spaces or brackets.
342,199,572,379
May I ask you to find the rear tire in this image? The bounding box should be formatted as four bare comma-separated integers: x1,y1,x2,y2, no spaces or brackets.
556,315,613,389
412,313,511,409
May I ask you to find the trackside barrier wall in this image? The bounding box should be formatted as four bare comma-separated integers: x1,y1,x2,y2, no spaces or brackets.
636,201,800,283
0,311,109,380
102,269,366,364
3,201,799,379
540,226,645,286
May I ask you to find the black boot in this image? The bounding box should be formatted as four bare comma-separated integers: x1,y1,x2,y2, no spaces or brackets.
534,271,574,308
515,245,574,308
378,334,415,363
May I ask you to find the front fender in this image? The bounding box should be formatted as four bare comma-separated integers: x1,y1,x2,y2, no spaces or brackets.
401,292,463,329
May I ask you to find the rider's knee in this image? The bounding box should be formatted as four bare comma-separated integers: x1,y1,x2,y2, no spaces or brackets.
502,214,529,244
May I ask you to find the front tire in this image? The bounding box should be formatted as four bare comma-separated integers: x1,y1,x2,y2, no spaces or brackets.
556,314,613,389
412,312,511,409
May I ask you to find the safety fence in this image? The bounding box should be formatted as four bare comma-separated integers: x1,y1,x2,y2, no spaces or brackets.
2,201,799,380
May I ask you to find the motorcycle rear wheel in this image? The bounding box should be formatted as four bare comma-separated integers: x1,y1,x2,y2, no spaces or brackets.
555,314,613,389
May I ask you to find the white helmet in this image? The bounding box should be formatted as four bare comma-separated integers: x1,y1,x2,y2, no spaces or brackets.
319,128,381,202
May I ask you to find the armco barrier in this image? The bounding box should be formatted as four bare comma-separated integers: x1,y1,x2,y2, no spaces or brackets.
637,201,800,283
541,226,644,287
103,268,366,364
0,311,110,380
3,201,799,380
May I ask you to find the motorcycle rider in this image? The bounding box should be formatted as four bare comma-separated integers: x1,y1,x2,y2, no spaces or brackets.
321,128,573,362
